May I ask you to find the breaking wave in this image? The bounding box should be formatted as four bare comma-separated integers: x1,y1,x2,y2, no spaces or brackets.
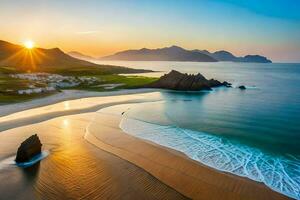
120,117,300,199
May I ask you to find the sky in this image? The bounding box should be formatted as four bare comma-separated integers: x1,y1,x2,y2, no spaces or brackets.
0,0,299,62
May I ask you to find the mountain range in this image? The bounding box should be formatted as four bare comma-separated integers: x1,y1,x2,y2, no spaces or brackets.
91,46,271,63
193,49,272,63
100,46,218,62
0,40,149,74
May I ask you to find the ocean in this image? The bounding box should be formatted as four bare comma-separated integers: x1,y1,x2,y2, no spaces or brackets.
97,61,300,199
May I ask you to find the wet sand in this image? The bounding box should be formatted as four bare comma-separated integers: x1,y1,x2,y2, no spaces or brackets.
0,93,291,199
86,109,290,200
0,91,162,132
0,113,187,200
0,88,158,117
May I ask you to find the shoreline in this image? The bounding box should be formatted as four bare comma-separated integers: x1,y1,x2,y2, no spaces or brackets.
86,106,290,200
0,112,187,200
0,90,161,132
0,93,292,199
0,88,158,117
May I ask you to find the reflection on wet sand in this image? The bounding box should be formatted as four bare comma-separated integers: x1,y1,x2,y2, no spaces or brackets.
0,92,162,132
0,113,187,200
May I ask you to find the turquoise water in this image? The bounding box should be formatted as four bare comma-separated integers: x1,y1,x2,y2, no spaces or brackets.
98,61,300,199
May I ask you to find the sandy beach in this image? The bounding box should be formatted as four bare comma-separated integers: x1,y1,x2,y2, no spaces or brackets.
0,89,161,132
0,92,291,199
0,89,158,117
0,113,187,200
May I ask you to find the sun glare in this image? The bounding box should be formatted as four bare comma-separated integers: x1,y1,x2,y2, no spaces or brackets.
24,40,35,49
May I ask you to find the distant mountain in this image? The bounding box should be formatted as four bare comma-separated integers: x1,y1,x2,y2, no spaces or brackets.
0,40,150,74
194,49,272,63
212,50,238,61
68,51,96,61
100,45,271,63
242,55,272,63
100,46,218,62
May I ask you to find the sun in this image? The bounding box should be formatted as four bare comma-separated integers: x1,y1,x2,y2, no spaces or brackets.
24,40,35,49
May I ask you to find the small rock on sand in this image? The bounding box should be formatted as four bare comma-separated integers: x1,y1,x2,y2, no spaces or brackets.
15,134,42,163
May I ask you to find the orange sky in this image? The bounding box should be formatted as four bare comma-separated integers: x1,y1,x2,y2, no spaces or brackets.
0,0,299,62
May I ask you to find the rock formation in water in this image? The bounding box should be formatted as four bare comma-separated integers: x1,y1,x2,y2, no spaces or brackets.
238,85,246,90
146,70,231,91
15,134,42,163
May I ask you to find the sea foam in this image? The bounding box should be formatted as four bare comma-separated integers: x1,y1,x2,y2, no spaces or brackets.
120,117,300,199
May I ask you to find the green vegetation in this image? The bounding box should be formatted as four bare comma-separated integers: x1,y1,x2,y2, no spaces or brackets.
0,92,55,105
51,65,151,76
0,67,28,91
66,74,158,91
0,63,150,76
95,74,157,89
0,66,157,104
0,67,53,104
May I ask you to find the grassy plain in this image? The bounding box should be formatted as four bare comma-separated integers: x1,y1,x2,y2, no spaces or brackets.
0,67,157,104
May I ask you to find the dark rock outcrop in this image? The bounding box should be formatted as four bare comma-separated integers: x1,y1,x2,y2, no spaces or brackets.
147,70,230,91
15,134,42,163
238,85,246,90
223,81,232,88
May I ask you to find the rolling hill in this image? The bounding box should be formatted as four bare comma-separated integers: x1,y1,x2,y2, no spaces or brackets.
0,40,150,74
